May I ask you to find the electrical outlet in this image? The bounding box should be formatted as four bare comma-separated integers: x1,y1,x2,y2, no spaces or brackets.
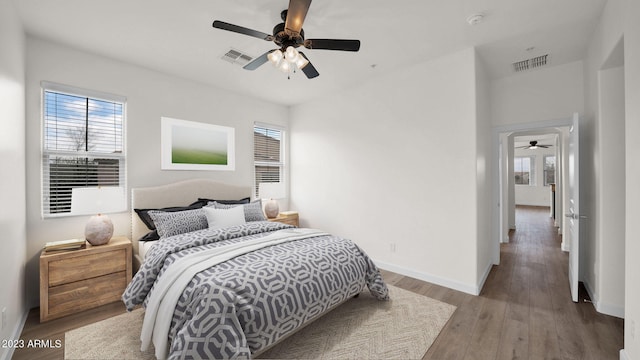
390,243,396,253
630,319,636,340
1,307,6,330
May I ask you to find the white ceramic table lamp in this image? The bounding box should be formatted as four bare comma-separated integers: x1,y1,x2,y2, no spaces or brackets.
71,187,125,245
259,182,285,219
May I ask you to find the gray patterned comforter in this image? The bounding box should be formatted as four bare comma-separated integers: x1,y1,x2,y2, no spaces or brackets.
122,221,389,359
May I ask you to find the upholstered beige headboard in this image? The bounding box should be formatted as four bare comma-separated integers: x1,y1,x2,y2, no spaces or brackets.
131,179,251,269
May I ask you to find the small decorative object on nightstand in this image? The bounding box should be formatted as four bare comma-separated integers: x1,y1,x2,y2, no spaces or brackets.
259,182,285,219
268,211,299,227
39,236,132,322
71,187,126,245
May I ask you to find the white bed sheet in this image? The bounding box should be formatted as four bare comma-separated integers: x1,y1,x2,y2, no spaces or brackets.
138,240,157,261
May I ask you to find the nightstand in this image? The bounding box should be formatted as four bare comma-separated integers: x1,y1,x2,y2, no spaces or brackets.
268,213,299,227
39,236,132,322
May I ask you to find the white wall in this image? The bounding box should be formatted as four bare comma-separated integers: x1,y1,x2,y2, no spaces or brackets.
491,61,585,127
594,66,625,317
475,54,495,283
0,1,27,359
583,0,626,319
514,146,556,207
24,37,289,307
623,0,640,357
290,48,486,294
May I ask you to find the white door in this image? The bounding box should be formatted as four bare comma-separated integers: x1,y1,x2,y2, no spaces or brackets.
566,113,580,302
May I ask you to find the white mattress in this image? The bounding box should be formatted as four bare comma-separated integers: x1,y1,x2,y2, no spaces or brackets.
138,240,157,261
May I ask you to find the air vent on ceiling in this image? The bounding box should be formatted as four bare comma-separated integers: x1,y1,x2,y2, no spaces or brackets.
221,48,253,66
513,54,549,72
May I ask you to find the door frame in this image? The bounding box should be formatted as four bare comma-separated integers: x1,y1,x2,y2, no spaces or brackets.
491,116,576,266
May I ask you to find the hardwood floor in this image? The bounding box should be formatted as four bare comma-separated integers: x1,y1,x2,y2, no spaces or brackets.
13,301,127,360
13,206,623,359
404,205,624,360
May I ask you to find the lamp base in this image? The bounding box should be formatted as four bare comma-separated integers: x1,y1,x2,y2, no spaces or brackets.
264,200,279,219
85,214,114,246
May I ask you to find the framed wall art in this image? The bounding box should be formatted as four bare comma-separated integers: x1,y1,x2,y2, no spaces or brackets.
161,117,235,171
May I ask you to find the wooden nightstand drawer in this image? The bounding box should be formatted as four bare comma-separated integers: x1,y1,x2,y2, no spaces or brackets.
40,236,132,322
268,213,299,227
48,249,127,286
48,271,127,318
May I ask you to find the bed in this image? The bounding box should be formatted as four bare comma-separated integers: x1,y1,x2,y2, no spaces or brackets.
122,179,389,359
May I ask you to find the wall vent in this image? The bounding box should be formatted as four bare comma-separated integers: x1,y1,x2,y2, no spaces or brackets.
221,48,254,66
513,54,549,72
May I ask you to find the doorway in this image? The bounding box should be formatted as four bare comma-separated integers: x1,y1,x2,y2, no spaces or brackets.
492,117,576,296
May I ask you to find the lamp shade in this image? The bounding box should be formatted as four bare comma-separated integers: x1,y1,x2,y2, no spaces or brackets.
71,187,126,215
71,187,126,246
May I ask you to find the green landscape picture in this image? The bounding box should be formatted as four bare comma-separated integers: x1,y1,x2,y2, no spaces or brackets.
171,124,228,165
171,148,227,165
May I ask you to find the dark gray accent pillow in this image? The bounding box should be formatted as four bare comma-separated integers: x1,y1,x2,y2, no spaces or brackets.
148,208,208,238
135,204,203,230
139,230,160,241
189,197,251,208
211,200,266,222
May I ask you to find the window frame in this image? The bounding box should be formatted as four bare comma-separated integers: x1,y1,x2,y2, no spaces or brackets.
41,82,127,218
253,122,286,199
543,155,556,187
514,155,535,186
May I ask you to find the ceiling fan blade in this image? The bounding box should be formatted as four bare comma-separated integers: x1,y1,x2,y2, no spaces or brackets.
285,0,312,35
213,20,273,41
243,50,275,70
304,39,361,51
298,52,319,78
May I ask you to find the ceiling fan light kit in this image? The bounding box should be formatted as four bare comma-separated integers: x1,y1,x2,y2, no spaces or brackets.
212,0,361,79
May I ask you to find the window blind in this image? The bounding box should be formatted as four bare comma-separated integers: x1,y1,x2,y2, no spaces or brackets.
42,86,126,217
254,124,284,198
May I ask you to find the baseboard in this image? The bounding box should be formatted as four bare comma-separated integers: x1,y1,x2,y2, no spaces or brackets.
374,259,480,295
597,301,625,319
583,279,597,302
0,308,29,360
477,261,494,295
620,349,630,360
583,280,625,318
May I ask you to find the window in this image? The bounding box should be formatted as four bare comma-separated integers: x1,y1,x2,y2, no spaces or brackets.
253,123,284,198
514,156,535,185
42,83,126,217
544,155,556,186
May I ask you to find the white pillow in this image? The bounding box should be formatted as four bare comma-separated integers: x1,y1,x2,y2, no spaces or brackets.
203,205,246,230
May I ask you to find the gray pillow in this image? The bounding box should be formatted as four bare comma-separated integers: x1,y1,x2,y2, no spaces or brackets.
210,200,266,222
148,208,208,238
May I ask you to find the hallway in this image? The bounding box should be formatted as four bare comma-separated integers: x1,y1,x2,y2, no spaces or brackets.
385,205,625,359
497,205,624,359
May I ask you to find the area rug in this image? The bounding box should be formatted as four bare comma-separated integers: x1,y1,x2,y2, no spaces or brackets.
65,285,456,359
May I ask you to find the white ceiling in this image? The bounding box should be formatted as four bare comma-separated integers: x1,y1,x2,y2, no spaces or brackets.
12,0,607,106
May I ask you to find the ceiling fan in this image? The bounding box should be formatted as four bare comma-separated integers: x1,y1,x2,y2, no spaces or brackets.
517,140,552,149
212,0,361,79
